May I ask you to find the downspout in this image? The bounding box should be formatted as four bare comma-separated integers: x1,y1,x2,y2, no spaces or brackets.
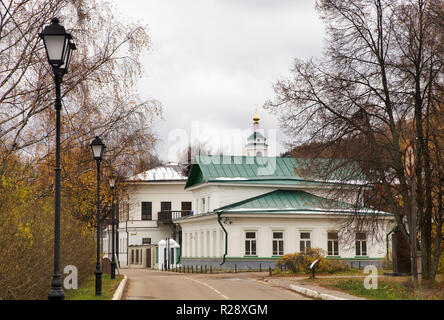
126,218,129,266
217,211,228,265
177,231,182,264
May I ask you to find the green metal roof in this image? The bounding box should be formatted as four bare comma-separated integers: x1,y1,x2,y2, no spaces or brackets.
213,190,390,215
185,155,366,189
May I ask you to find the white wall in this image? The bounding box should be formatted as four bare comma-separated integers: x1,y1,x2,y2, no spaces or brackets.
191,185,276,214
127,183,193,221
190,183,363,216
114,181,193,267
180,216,225,258
179,215,390,259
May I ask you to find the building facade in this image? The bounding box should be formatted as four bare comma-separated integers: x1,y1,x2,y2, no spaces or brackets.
102,163,193,268
176,155,394,270
104,110,395,271
245,109,268,157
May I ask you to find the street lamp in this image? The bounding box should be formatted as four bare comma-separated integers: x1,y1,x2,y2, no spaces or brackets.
109,176,117,280
40,17,76,300
90,136,106,296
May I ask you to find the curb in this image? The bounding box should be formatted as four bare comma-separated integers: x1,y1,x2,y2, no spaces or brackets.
289,284,346,300
112,275,128,300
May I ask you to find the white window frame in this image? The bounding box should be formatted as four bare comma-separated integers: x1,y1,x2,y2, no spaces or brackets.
327,231,339,256
244,231,257,256
355,232,367,256
272,231,284,256
300,231,312,253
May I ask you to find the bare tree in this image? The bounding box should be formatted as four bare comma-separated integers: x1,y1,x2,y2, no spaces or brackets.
0,0,161,175
266,0,443,281
0,0,163,298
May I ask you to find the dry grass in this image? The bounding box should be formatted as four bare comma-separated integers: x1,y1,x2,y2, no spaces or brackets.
303,275,444,300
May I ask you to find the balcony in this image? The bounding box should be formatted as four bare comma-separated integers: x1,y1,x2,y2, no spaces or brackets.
157,210,192,225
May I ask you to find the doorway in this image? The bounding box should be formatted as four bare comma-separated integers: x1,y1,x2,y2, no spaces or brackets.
146,248,152,268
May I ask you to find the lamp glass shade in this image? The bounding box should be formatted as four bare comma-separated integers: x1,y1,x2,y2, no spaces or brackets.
43,35,67,64
90,136,106,161
39,18,72,67
91,144,103,159
60,42,76,73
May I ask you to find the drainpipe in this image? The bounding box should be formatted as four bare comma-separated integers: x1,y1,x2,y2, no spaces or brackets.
177,231,182,264
217,211,228,265
126,218,129,267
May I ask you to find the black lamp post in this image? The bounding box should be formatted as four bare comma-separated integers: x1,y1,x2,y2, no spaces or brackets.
40,17,76,301
90,136,106,296
109,176,117,280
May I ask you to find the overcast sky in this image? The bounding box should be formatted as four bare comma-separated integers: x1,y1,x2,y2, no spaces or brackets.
112,0,325,162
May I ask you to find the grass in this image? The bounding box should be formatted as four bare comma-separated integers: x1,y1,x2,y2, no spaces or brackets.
64,274,124,300
303,276,444,300
332,278,413,300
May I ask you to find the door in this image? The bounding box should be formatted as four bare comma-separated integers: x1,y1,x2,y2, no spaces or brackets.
146,248,152,268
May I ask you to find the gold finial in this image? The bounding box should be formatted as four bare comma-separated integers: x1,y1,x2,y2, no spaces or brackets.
253,104,260,124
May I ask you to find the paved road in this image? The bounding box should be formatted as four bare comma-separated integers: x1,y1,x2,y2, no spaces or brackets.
121,269,311,300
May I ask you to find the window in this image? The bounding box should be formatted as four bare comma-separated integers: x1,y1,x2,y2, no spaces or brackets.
135,249,139,264
141,202,152,220
142,238,151,245
327,232,339,256
161,202,171,212
201,198,206,213
300,232,311,253
131,249,134,264
356,232,367,256
245,232,257,256
181,201,192,211
272,232,284,256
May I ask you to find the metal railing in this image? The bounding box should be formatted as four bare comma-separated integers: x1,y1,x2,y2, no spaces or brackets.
157,210,192,223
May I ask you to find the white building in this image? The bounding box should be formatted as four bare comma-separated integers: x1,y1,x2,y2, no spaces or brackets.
102,163,193,268
104,110,394,270
245,110,268,157
175,154,393,270
174,112,394,270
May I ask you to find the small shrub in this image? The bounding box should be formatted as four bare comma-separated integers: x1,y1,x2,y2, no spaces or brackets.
275,248,349,274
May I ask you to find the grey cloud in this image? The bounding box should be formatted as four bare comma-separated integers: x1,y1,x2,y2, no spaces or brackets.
113,0,324,161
